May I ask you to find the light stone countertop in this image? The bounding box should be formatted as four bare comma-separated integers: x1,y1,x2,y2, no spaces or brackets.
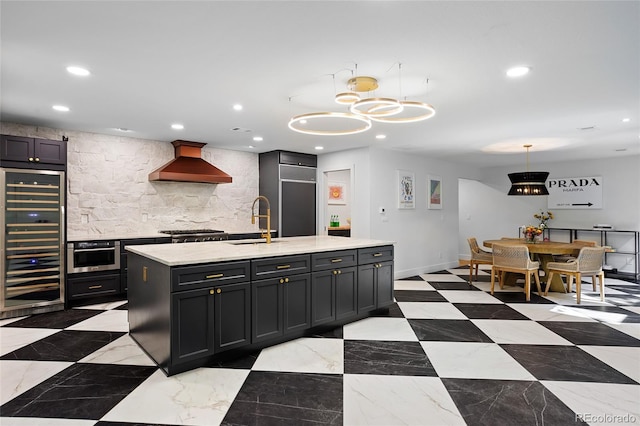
126,235,395,266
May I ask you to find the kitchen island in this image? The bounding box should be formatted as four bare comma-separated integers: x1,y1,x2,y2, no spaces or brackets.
126,236,395,376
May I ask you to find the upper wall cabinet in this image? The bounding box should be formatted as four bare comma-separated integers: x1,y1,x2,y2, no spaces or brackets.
0,135,67,170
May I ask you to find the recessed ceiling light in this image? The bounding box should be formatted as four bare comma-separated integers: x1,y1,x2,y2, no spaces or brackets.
315,146,324,150
52,105,70,112
506,66,530,78
171,123,184,130
248,145,255,149
622,118,631,123
253,136,263,142
233,104,243,111
66,66,90,76
375,134,386,140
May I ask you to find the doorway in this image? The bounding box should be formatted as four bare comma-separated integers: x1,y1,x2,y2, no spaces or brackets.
323,169,352,237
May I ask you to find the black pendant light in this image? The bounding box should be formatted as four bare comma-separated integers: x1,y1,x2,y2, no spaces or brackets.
508,144,549,196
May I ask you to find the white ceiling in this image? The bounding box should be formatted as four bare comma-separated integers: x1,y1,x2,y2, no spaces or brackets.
1,1,638,167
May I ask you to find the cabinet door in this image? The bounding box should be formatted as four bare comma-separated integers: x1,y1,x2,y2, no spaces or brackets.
1,135,34,162
283,274,311,334
335,266,357,320
311,271,335,326
171,288,215,365
67,273,120,300
214,282,251,352
34,138,66,165
252,278,283,343
357,264,377,313
376,261,394,308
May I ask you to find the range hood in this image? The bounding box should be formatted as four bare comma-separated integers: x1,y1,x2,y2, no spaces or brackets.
149,140,232,184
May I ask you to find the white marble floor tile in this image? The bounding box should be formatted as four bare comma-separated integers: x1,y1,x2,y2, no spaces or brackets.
604,322,640,339
622,306,640,315
393,280,435,291
65,310,129,332
398,302,466,319
342,317,418,341
420,273,467,283
102,368,249,426
541,291,614,306
73,300,128,310
0,328,59,356
420,342,536,380
542,381,640,426
0,360,72,405
507,304,599,322
0,316,28,327
471,320,573,345
447,267,482,276
578,346,640,383
252,337,343,374
78,334,156,366
0,418,95,426
343,374,465,426
438,290,503,304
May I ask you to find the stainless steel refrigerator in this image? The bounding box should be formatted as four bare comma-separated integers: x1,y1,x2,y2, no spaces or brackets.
1,168,65,319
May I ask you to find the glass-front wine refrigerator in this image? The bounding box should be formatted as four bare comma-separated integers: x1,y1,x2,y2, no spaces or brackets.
1,168,65,318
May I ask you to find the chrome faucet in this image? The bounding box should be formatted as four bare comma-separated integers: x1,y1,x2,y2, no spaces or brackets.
251,196,272,244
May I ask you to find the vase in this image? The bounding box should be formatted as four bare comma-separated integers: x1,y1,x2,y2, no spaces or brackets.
524,236,536,244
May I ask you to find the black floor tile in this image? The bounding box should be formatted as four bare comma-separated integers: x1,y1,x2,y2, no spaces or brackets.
429,282,480,290
0,363,156,419
539,321,640,346
500,344,638,384
394,290,447,302
600,294,640,306
408,319,494,342
571,305,640,323
369,303,405,318
399,275,426,281
0,330,126,361
442,378,587,426
114,303,129,310
208,350,260,369
489,291,554,304
454,303,530,320
344,340,436,376
4,308,101,329
222,371,342,425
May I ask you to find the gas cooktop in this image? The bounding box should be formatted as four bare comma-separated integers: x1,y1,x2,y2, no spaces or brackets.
159,229,228,243
159,229,224,235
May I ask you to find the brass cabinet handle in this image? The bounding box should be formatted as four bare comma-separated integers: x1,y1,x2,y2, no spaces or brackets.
276,264,291,270
89,285,102,289
143,266,148,282
331,258,342,263
206,273,224,279
333,270,337,275
28,157,34,162
337,270,342,274
216,288,221,294
284,277,289,283
35,157,40,162
373,253,383,257
210,289,215,295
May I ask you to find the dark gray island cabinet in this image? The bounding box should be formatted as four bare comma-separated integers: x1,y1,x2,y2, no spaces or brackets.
127,237,394,376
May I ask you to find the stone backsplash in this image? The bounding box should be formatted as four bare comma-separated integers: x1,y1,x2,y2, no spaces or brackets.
1,122,259,238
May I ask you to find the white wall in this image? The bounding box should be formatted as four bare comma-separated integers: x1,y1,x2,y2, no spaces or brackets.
1,122,260,238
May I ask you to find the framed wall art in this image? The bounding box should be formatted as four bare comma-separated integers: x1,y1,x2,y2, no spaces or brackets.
328,181,347,205
397,170,415,209
428,175,442,209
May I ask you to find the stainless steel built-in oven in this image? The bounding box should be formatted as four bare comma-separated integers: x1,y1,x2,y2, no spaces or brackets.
67,240,120,273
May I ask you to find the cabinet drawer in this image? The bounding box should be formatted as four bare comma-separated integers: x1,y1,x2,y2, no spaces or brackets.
311,250,357,271
67,273,121,299
358,245,394,264
251,254,310,280
172,261,250,292
279,151,317,167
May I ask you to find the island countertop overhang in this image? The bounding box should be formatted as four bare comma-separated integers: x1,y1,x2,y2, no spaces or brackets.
125,235,395,266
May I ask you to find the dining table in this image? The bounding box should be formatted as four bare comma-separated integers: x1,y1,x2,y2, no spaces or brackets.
483,239,582,292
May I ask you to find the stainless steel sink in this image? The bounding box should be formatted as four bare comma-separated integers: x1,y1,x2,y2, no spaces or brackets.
228,240,281,245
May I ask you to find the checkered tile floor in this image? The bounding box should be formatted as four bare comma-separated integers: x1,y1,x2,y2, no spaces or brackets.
1,266,639,425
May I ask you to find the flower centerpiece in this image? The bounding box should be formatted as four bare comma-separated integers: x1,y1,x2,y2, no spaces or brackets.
523,210,553,243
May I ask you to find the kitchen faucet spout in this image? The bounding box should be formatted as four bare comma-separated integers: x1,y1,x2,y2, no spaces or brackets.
251,196,271,244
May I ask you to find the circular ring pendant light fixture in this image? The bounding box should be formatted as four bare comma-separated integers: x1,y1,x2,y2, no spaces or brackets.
288,112,372,136
350,97,404,118
369,101,436,123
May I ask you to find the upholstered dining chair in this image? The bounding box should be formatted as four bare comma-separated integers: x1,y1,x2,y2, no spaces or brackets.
467,237,493,285
545,246,606,304
554,239,597,263
490,243,542,301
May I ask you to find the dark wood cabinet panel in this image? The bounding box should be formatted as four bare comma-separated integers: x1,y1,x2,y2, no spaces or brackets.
171,287,215,365
67,272,120,299
251,254,310,280
252,278,284,343
172,261,250,292
311,250,357,271
1,135,66,168
283,274,311,333
311,271,335,326
214,282,251,352
357,263,377,313
278,151,317,167
376,261,394,308
335,267,358,320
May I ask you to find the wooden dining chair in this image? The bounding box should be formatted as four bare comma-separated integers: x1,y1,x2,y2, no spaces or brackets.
467,237,493,284
545,246,606,304
490,243,542,301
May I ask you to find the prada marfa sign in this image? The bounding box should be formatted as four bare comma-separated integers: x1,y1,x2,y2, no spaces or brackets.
547,176,603,209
